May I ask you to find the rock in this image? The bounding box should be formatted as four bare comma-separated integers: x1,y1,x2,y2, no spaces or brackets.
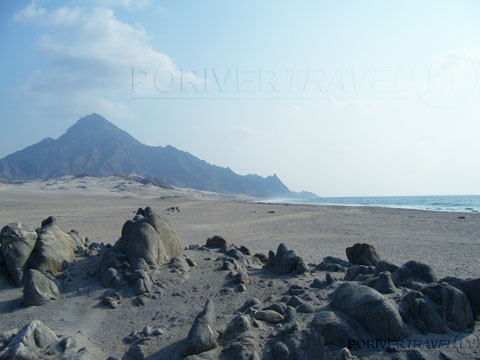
130,258,150,272
68,230,85,249
121,207,182,266
346,243,381,266
442,277,480,318
23,269,59,306
226,249,243,260
374,260,399,275
310,278,324,289
187,299,218,355
317,256,351,272
331,282,410,340
29,219,77,275
264,303,286,315
325,272,336,285
101,268,123,289
286,296,303,308
310,311,363,348
238,246,251,256
232,271,249,285
344,265,375,281
0,223,38,286
236,284,247,292
126,344,146,359
403,283,474,333
364,271,397,294
271,342,290,360
205,235,227,248
131,270,152,295
0,320,59,359
238,298,261,313
221,315,251,343
254,253,268,262
264,243,308,275
296,303,314,313
253,310,284,324
185,257,196,267
169,256,190,272
392,261,439,289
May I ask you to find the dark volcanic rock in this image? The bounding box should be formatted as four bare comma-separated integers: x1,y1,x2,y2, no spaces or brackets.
205,236,227,248
374,260,399,275
0,223,38,286
364,271,396,294
264,243,308,275
442,277,480,318
187,299,218,355
392,261,439,289
346,243,381,266
331,282,410,340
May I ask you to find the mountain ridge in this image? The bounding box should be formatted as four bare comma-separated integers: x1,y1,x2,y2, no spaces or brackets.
0,114,301,198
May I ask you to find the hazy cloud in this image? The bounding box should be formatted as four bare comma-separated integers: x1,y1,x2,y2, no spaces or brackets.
14,1,177,120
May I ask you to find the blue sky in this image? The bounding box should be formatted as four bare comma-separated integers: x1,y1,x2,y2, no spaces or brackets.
0,0,479,196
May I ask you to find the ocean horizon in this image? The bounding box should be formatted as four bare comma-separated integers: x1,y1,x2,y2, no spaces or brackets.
263,194,480,213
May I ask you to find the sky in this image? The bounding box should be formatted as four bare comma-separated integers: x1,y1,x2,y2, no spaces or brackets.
0,0,480,197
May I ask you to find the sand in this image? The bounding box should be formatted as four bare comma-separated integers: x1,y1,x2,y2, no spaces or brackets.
0,176,479,359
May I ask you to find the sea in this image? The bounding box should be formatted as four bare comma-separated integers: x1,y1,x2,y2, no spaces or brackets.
264,195,480,213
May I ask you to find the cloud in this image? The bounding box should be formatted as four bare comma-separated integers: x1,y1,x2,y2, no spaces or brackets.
13,1,179,120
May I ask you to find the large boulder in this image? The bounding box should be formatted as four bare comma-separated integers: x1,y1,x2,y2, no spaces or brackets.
29,218,77,275
264,243,308,275
23,269,59,306
330,283,410,340
392,261,439,289
443,277,480,318
346,243,381,266
187,299,218,355
120,207,182,266
402,283,474,333
0,223,38,286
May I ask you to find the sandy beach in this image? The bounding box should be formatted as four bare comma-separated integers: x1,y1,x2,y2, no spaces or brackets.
0,177,479,359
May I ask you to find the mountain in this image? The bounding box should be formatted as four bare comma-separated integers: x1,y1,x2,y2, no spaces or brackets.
0,114,293,197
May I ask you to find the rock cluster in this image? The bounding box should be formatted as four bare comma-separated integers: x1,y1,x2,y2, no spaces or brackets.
0,320,93,359
264,243,308,275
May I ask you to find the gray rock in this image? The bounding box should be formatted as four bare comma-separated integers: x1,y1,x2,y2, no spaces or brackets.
221,315,251,343
364,271,397,294
238,298,261,313
405,283,474,333
442,277,480,318
68,230,85,249
310,311,364,348
271,342,289,360
101,268,123,289
23,269,59,306
392,261,439,289
187,299,218,355
126,344,146,359
170,256,190,272
344,265,375,281
325,272,336,285
263,302,286,315
29,220,77,275
232,271,249,285
316,256,350,272
374,260,399,275
264,243,308,275
121,207,182,266
310,278,324,288
286,296,303,308
331,282,410,340
0,320,59,359
296,303,314,313
131,270,152,295
0,223,38,286
346,243,381,266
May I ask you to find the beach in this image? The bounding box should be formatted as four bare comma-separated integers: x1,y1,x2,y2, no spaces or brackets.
0,177,479,359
